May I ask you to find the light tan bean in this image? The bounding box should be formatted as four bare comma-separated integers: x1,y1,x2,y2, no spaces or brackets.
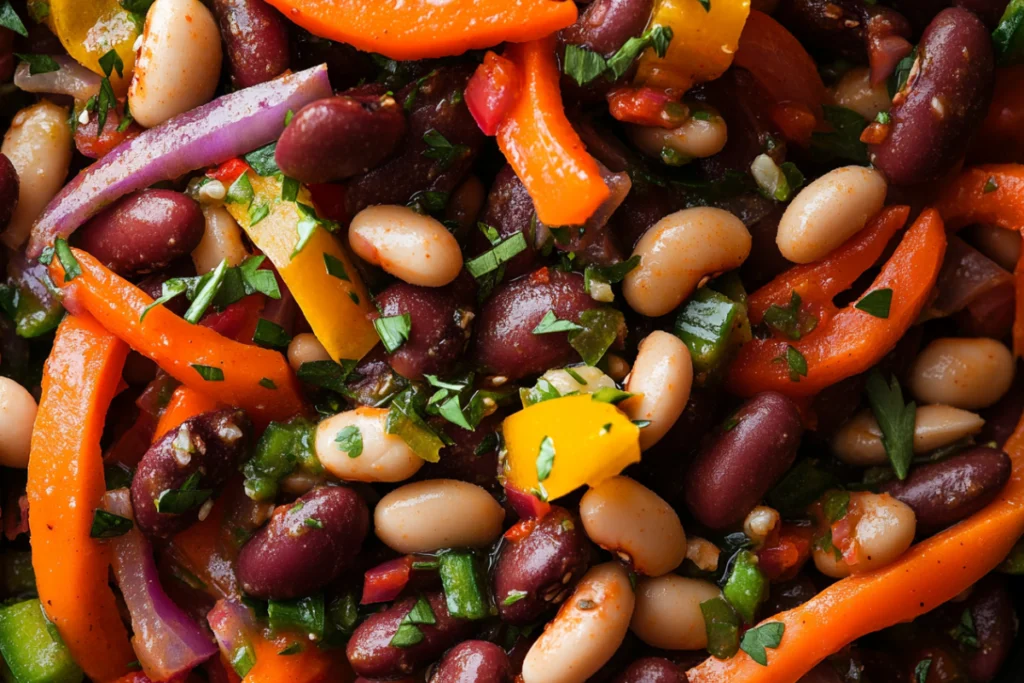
287,333,332,373
630,575,721,650
624,207,751,317
829,67,891,121
623,331,693,450
776,166,887,264
129,0,222,128
522,563,635,683
0,377,38,469
349,205,463,287
540,366,616,397
580,476,686,577
374,479,504,553
967,224,1021,272
604,354,631,382
315,407,423,483
627,108,728,163
909,337,1015,410
0,101,71,249
193,206,249,274
813,492,915,578
831,405,985,466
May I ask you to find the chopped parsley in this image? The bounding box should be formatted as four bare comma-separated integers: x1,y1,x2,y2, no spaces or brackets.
865,369,916,480
564,25,673,86
739,622,785,666
389,595,436,648
244,142,280,176
855,288,893,319
503,590,528,606
422,129,469,171
984,176,1000,193
335,425,363,459
583,255,641,295
762,291,817,340
949,608,979,649
54,237,81,282
252,318,292,349
914,659,932,683
324,253,350,281
191,364,225,382
90,509,133,538
532,310,583,335
15,53,58,75
155,471,213,514
536,436,555,482
0,2,27,37
374,313,412,353
775,345,807,382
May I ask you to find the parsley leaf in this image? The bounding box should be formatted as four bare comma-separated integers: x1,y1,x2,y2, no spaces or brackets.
0,2,28,37
54,237,81,282
914,659,932,683
532,310,583,335
762,291,817,340
90,509,133,538
226,172,255,206
865,370,916,480
244,142,280,176
739,622,785,666
324,253,350,281
855,288,893,319
183,259,229,323
563,45,609,87
778,345,807,382
536,436,555,482
422,129,469,171
569,307,624,366
810,106,868,164
583,255,641,295
984,176,1000,193
503,590,528,606
335,425,363,458
590,387,634,404
191,364,224,382
15,53,59,75
374,313,412,353
155,471,213,513
98,49,124,78
252,319,291,349
949,608,979,649
296,359,357,394
565,26,673,86
390,595,436,648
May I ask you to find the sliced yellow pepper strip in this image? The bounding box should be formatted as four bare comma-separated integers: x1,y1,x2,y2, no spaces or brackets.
226,174,379,363
634,0,751,92
502,395,641,501
49,0,138,86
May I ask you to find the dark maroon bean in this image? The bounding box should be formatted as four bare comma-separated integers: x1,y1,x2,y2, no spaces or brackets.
0,153,18,233
346,66,485,215
419,415,501,492
880,447,1011,533
869,8,994,185
370,282,472,381
4,251,60,337
0,28,12,83
759,576,817,619
953,0,1010,28
473,270,604,380
347,346,409,406
776,0,912,66
74,189,204,276
347,591,475,678
431,641,512,683
470,166,538,279
211,0,289,88
237,486,369,599
978,364,1024,447
957,575,1016,682
684,392,804,530
559,0,654,56
492,506,592,625
275,94,406,183
740,205,790,290
131,409,251,538
289,28,376,91
796,662,843,683
613,658,687,683
894,0,1009,30
136,258,197,317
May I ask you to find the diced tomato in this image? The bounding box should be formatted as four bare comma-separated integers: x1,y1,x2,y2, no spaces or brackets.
859,121,890,145
465,51,521,136
362,556,415,604
757,524,813,582
199,295,265,343
771,102,818,146
207,158,253,185
504,483,551,521
307,183,349,224
607,86,689,129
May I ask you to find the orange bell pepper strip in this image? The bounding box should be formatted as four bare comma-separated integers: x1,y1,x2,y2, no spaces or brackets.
262,0,576,61
497,37,611,227
27,314,136,683
244,632,349,683
687,407,1024,683
153,386,221,443
932,164,1024,356
49,248,306,424
727,208,946,397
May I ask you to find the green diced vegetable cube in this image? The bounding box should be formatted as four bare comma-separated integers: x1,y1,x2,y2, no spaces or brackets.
0,599,83,683
722,550,768,625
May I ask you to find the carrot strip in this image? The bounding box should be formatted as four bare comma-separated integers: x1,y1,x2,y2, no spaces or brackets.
27,314,136,682
49,248,306,424
244,632,349,683
262,0,577,61
497,37,610,227
153,386,220,443
687,408,1024,683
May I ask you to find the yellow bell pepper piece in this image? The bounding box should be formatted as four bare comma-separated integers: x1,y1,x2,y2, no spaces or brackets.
49,0,138,87
226,174,379,363
502,394,641,501
634,0,751,92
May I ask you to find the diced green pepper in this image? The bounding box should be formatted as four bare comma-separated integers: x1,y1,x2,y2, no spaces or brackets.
0,599,83,683
439,552,491,620
993,0,1024,65
320,592,361,649
241,417,318,501
699,595,741,659
268,594,325,640
673,287,750,381
13,284,63,339
722,550,768,625
0,553,36,600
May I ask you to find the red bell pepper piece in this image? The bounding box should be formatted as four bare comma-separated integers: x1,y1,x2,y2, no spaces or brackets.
466,51,521,136
362,556,415,604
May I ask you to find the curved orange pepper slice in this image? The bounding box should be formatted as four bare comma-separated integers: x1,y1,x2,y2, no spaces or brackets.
727,208,946,397
687,407,1024,683
933,164,1024,356
49,248,306,425
262,0,577,61
497,36,610,227
153,385,221,443
27,314,136,682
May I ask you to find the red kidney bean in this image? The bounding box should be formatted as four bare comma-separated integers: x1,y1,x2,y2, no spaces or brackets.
275,94,406,183
130,409,251,538
473,269,605,380
869,8,994,186
559,0,654,56
880,447,1011,533
346,346,409,407
491,506,592,625
369,282,472,381
613,658,687,683
894,0,1009,30
470,166,538,279
954,0,1011,28
0,153,18,233
739,204,789,290
288,28,375,91
956,575,1016,682
684,392,804,530
759,575,817,618
237,485,369,599
978,365,1024,447
0,28,12,83
610,179,685,251
796,662,844,683
418,415,501,493
74,189,204,276
211,0,289,88
431,641,513,683
776,0,912,65
137,258,197,317
347,591,475,678
346,66,485,215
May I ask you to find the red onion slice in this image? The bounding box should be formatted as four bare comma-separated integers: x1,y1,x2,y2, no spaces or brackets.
14,56,102,102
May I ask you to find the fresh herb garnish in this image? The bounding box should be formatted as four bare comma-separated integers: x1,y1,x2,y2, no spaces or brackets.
54,237,81,282
569,307,624,366
324,253,350,281
374,313,412,353
583,255,641,295
590,387,633,404
984,176,1000,193
244,142,280,176
252,318,292,349
739,622,785,666
386,387,448,463
810,105,868,164
184,259,229,323
292,202,338,257
875,110,891,125
248,200,270,227
855,288,893,319
914,659,932,683
503,590,528,606
0,2,28,37
259,378,277,390
191,364,225,382
155,471,213,514
564,25,673,86
90,509,133,538
422,129,469,171
750,154,804,202
865,369,916,480
281,176,300,202
779,345,807,382
226,172,255,206
949,608,979,649
536,436,555,482
296,359,358,394
335,425,363,459
390,595,436,648
762,291,817,340
14,53,59,75
532,310,583,335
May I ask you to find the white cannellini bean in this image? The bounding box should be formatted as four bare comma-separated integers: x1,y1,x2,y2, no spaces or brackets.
630,575,721,650
580,476,687,577
909,337,1016,410
832,405,985,466
627,108,728,162
374,479,504,553
193,206,249,274
743,505,781,546
315,407,423,483
0,101,72,250
624,207,751,317
287,333,332,373
829,67,892,121
967,224,1021,272
813,492,916,578
522,563,635,683
128,0,222,128
349,205,463,287
623,331,693,450
776,166,887,264
0,377,38,468
686,537,720,572
540,366,617,397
